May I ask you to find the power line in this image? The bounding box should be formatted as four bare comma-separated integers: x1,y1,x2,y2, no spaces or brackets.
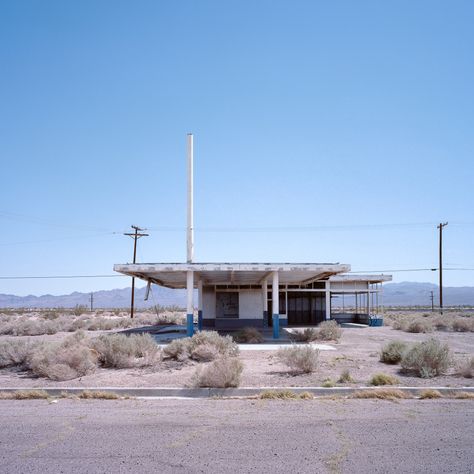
0,275,126,280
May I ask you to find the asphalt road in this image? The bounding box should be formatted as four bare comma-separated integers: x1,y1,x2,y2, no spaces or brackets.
0,398,472,474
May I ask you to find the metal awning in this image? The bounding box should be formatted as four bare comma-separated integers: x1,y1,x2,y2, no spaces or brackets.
113,262,351,289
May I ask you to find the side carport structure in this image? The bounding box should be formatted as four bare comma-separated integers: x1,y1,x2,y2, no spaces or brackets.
113,262,350,338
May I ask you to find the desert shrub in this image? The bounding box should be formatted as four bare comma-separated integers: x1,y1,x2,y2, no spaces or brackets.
42,310,60,320
11,319,44,336
72,305,88,317
163,338,191,361
317,320,342,341
433,316,453,331
188,331,239,357
380,341,408,364
322,378,335,388
29,334,98,381
288,328,319,343
87,317,122,331
391,319,408,331
401,338,451,378
406,319,434,333
419,389,442,399
338,369,354,383
452,317,474,332
233,327,264,343
90,333,161,369
351,389,409,400
190,343,220,362
460,357,474,378
0,339,39,368
276,346,319,374
370,373,399,386
192,357,243,388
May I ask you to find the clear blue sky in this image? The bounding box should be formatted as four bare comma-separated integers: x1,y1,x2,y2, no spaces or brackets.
1,0,473,296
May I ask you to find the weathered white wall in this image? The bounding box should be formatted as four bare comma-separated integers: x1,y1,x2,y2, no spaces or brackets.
239,290,263,319
329,281,369,292
202,286,216,319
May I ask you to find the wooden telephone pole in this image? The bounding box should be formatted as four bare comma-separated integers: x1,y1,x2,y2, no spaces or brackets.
437,222,448,314
124,225,149,318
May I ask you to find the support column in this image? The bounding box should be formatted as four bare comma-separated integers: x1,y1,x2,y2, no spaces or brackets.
262,279,268,328
197,279,203,331
367,284,371,317
272,272,279,339
186,270,194,337
325,280,331,320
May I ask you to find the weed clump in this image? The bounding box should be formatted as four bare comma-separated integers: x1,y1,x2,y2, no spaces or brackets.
338,369,354,384
233,327,264,343
419,389,443,399
406,319,434,334
192,357,243,388
401,338,451,378
380,341,408,364
460,357,474,378
370,373,399,386
0,339,39,368
289,328,319,343
317,320,342,341
276,346,319,374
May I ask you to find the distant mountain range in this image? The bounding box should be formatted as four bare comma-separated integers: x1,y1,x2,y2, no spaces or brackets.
0,282,473,309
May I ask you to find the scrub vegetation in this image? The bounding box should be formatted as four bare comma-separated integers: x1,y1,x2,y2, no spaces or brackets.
386,311,474,334
276,346,319,374
400,338,451,378
163,331,239,362
289,320,342,343
233,327,264,343
380,341,408,364
370,373,399,386
191,356,243,388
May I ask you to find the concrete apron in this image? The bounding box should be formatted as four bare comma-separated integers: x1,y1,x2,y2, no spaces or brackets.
2,386,473,399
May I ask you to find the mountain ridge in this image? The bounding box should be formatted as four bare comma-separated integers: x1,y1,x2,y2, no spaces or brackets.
1,282,474,308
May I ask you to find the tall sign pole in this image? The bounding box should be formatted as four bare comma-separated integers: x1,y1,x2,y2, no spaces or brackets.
124,225,149,318
437,222,448,314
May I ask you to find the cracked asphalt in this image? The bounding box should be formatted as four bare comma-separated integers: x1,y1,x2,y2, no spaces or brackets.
0,398,472,474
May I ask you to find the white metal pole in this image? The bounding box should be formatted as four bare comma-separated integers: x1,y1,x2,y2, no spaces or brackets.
186,270,194,336
325,280,331,320
198,279,203,330
262,279,268,328
272,271,279,338
187,133,194,263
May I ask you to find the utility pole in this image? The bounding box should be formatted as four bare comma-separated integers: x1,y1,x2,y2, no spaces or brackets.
430,290,434,312
124,225,149,318
90,292,94,312
437,222,448,314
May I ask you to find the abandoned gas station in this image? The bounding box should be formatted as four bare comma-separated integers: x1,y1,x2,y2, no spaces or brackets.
114,135,391,337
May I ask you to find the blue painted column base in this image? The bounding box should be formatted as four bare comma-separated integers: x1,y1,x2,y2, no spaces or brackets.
272,314,280,339
186,314,194,337
198,310,203,331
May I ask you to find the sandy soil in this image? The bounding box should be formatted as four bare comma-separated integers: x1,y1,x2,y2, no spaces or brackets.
0,325,472,389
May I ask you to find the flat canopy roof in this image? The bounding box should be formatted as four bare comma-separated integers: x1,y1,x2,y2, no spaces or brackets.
113,262,351,289
329,274,392,284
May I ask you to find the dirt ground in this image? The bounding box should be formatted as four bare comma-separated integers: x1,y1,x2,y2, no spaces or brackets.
0,324,472,389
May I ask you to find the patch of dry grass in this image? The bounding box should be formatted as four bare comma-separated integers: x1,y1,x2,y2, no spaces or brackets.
419,389,443,399
451,391,474,400
78,390,120,400
338,369,355,384
259,389,314,400
0,390,49,400
380,341,408,364
459,357,474,378
351,388,409,400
